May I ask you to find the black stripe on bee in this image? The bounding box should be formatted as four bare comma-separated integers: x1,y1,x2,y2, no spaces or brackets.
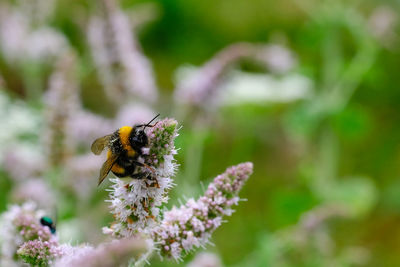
110,130,123,155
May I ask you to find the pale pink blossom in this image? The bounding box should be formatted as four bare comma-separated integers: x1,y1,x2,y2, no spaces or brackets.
175,42,293,107
87,16,121,102
187,252,223,267
0,6,67,63
65,153,107,198
12,179,55,209
256,44,296,73
151,162,253,261
0,203,56,263
2,148,45,182
55,237,147,267
115,104,156,128
17,239,64,266
67,110,114,145
88,0,158,103
368,6,398,48
174,43,257,106
43,51,79,166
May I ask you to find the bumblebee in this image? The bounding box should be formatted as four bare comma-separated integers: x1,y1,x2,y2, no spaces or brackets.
91,114,159,186
40,216,56,234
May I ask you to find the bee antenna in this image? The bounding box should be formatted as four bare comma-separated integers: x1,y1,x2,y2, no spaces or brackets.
143,114,160,129
135,114,160,129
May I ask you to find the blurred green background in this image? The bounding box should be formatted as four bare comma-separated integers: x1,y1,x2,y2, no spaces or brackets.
1,0,400,266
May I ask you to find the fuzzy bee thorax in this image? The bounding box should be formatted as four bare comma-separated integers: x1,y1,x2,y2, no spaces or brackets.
118,126,136,157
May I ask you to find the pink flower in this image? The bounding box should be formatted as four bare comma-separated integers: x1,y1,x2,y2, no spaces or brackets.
115,104,156,128
0,203,57,264
88,0,158,103
12,179,55,209
174,43,257,106
43,51,79,166
2,148,45,182
67,110,113,145
17,239,64,266
368,6,398,48
55,237,147,267
187,252,223,267
151,162,253,261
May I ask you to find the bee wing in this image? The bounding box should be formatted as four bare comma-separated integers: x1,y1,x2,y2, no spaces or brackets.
91,135,112,155
98,153,118,186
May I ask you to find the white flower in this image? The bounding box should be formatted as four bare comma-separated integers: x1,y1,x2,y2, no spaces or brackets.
105,118,179,236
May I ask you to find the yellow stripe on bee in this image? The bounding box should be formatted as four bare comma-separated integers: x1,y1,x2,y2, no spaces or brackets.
107,149,125,175
111,163,125,175
119,126,136,157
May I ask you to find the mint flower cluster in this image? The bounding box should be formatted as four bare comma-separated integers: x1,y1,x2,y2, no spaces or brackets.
144,118,179,174
151,162,253,260
0,202,60,266
13,213,53,242
17,240,64,267
105,118,179,236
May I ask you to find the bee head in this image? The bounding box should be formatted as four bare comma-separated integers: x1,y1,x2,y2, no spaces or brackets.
129,114,160,151
130,127,148,149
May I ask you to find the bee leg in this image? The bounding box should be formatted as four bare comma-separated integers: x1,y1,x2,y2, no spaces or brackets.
130,172,148,179
130,171,159,188
133,161,156,175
